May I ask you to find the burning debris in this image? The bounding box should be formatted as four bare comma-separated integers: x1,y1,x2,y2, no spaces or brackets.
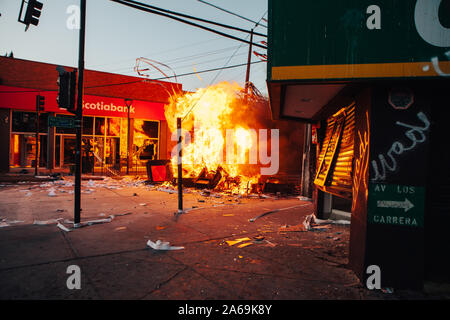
163,81,301,196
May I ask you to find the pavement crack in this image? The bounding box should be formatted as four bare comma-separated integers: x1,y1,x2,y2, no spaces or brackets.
138,265,189,300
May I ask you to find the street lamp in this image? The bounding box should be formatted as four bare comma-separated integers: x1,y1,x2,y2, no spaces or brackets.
125,99,133,175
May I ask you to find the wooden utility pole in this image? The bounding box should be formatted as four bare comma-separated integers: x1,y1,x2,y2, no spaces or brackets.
244,28,254,101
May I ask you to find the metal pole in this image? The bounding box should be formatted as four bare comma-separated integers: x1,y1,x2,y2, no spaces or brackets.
127,106,130,175
177,117,183,213
74,0,86,226
244,28,254,100
35,95,39,176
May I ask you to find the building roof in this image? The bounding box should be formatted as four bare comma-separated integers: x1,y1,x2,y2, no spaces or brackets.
0,56,182,103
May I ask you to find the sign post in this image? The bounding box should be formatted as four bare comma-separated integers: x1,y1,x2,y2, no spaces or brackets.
74,0,86,227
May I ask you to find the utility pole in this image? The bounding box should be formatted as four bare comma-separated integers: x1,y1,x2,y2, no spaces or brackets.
244,28,254,101
35,96,40,176
35,94,45,176
177,117,183,213
125,99,133,175
74,0,86,227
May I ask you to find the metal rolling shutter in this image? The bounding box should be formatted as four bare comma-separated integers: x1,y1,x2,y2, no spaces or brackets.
314,102,355,199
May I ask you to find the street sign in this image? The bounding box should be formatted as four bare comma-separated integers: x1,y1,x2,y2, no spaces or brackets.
48,116,75,128
368,183,425,227
268,0,450,82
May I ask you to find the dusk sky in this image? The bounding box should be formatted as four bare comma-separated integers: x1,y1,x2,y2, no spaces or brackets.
0,0,268,94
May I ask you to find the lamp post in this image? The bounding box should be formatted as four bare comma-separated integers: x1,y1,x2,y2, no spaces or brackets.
125,99,133,175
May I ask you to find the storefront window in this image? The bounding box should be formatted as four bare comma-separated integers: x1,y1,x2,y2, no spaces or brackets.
9,133,47,168
107,118,121,137
95,117,105,136
83,116,93,135
12,111,49,133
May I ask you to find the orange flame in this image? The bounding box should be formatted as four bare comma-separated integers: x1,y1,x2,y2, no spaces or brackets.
165,82,260,194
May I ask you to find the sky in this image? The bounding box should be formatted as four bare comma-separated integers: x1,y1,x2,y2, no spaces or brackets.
0,0,268,94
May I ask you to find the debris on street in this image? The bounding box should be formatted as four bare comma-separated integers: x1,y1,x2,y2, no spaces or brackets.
56,222,71,232
237,242,253,248
279,224,308,232
0,219,24,228
146,239,184,251
225,237,251,246
33,218,63,225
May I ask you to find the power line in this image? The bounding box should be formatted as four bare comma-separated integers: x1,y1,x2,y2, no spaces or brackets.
114,0,267,37
197,0,267,28
110,0,267,49
0,60,265,94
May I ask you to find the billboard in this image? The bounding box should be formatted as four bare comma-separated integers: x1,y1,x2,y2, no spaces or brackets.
268,0,450,82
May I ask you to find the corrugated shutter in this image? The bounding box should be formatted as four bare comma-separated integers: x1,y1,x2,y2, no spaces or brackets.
314,102,355,199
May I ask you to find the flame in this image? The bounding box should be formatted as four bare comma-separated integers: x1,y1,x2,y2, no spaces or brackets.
165,82,260,194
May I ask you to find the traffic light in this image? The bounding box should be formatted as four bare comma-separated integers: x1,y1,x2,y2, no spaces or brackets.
57,71,70,109
18,0,43,30
36,95,45,112
57,69,77,114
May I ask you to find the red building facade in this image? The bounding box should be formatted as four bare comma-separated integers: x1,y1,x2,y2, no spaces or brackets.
0,56,182,175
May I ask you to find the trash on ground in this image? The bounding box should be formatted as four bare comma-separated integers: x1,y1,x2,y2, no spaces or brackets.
146,239,184,251
302,214,350,232
114,226,127,231
0,219,24,228
279,224,308,232
156,187,177,194
237,242,253,248
57,223,71,232
156,225,167,230
226,237,251,246
140,203,147,206
264,240,277,247
48,188,57,197
33,218,63,225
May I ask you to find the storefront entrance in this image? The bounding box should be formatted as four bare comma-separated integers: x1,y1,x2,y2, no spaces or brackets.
62,136,76,168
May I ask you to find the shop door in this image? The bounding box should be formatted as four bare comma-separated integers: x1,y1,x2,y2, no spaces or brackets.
62,136,76,167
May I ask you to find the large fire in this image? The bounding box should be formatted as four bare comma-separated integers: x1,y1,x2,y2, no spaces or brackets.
165,82,262,194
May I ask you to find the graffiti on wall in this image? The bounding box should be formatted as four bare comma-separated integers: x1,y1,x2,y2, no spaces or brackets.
352,110,370,212
371,112,430,182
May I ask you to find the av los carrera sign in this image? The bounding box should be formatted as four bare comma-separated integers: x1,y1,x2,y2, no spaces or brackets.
368,183,425,227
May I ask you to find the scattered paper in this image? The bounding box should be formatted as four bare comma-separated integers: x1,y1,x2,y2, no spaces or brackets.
146,239,184,251
237,242,253,248
226,237,251,246
279,224,307,232
33,218,63,225
57,223,71,232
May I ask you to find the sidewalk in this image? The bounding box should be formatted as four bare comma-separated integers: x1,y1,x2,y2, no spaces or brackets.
0,178,435,300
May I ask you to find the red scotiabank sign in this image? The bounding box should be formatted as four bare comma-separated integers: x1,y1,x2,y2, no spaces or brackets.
0,85,166,120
